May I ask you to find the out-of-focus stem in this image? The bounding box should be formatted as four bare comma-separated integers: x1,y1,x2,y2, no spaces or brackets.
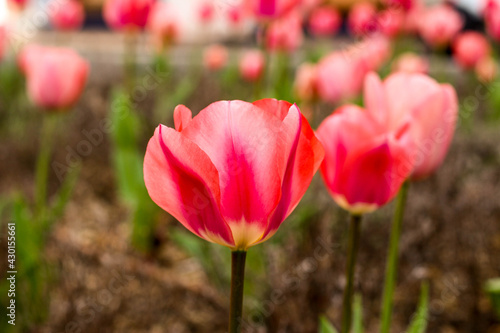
341,214,363,333
380,181,410,333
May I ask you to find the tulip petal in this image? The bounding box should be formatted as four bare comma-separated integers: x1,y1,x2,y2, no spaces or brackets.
144,125,234,247
181,100,286,247
174,105,193,131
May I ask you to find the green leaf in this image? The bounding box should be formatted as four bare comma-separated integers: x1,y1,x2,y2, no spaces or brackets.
407,282,430,333
318,315,338,333
352,294,364,333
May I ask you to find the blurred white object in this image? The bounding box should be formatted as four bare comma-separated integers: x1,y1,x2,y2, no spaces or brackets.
0,0,9,25
449,0,487,16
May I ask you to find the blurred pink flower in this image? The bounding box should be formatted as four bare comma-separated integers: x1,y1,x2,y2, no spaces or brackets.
294,62,318,102
227,5,244,26
204,44,229,71
198,1,215,24
357,35,392,71
475,57,498,83
347,2,378,37
316,52,368,104
239,50,265,82
20,46,89,111
378,8,404,38
103,0,154,31
7,0,29,11
317,104,414,214
392,52,429,74
265,11,303,52
364,72,458,180
0,27,6,62
244,0,302,20
485,0,500,41
383,0,415,11
148,1,179,52
452,32,491,70
49,0,85,31
308,6,342,37
18,44,46,74
417,5,463,48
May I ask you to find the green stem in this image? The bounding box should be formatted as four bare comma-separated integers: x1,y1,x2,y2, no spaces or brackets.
341,214,363,333
229,250,247,333
35,115,57,220
380,181,410,333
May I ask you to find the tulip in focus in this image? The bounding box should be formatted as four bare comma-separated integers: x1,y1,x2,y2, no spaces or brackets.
20,46,89,111
266,11,303,52
308,6,342,37
239,50,265,82
143,99,324,250
417,5,463,48
485,0,500,41
148,1,179,52
452,32,491,70
476,56,498,83
294,62,319,102
203,44,229,71
49,0,85,31
392,52,429,74
347,2,378,37
103,0,154,31
316,104,414,214
364,72,458,180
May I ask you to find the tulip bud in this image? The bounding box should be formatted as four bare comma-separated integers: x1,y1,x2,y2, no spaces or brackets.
239,50,265,82
203,44,229,71
49,0,85,31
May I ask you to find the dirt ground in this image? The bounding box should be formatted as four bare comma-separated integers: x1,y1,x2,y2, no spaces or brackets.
1,43,500,332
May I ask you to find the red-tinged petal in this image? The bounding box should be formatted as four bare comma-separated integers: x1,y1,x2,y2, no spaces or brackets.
252,98,292,121
144,125,235,247
181,100,286,247
259,104,304,242
174,105,193,131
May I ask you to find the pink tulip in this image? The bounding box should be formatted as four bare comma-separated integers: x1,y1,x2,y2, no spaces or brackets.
198,1,215,24
18,44,47,74
49,0,85,31
316,51,368,104
244,0,301,20
417,5,463,48
316,104,414,214
403,1,425,34
308,6,342,37
103,0,154,31
239,50,265,82
392,52,429,74
20,46,89,111
452,32,491,70
347,2,378,37
383,0,414,11
203,44,229,71
294,62,319,102
143,99,324,250
485,0,500,41
357,35,392,71
265,11,303,52
475,56,498,83
227,5,244,26
377,8,404,38
364,72,458,180
0,27,6,62
147,1,179,52
7,0,29,11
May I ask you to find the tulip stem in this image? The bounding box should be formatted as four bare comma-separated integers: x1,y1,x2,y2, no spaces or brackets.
35,115,57,220
380,181,409,333
341,214,363,333
229,250,247,333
